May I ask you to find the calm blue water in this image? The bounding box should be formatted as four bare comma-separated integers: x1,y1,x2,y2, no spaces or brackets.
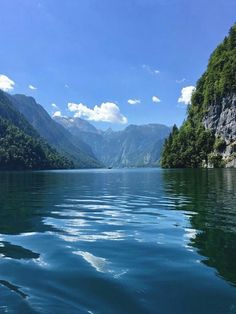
0,168,236,313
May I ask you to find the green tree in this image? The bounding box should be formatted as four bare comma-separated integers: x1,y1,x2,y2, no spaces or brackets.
161,23,236,168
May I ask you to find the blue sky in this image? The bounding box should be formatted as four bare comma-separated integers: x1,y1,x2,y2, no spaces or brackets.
0,0,235,130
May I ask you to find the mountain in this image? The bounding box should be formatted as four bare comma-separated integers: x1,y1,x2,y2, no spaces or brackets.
57,115,99,134
8,94,102,168
161,24,236,168
54,116,171,167
97,124,171,168
0,90,72,170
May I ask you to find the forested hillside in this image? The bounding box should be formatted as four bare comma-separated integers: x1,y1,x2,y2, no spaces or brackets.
0,90,72,170
161,24,236,168
9,94,102,168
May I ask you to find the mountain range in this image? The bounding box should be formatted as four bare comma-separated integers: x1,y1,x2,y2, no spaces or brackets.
0,90,72,170
54,116,171,167
0,90,171,170
8,94,102,168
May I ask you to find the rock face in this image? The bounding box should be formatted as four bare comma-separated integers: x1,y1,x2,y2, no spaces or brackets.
91,124,171,168
204,94,236,144
56,116,99,134
204,94,236,163
161,23,236,168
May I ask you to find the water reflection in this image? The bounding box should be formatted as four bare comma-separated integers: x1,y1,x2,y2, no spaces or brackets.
163,169,236,286
0,169,235,313
0,280,28,299
73,250,110,273
0,241,39,260
0,171,60,235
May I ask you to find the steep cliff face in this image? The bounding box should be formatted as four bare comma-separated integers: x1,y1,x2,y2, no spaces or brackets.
204,94,236,142
203,94,236,162
161,24,236,168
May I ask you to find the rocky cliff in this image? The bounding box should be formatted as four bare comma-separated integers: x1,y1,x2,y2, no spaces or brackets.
161,24,236,168
203,94,236,165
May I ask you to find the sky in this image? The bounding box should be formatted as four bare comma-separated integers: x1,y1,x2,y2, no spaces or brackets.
0,0,235,130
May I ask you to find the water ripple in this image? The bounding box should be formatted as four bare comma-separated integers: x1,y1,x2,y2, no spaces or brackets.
0,169,235,313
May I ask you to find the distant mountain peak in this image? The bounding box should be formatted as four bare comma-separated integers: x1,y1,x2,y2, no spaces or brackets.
54,115,99,134
7,94,102,168
104,127,114,134
55,115,171,168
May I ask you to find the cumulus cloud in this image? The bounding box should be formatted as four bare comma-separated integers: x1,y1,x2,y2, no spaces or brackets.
127,99,141,105
68,102,128,124
28,84,37,90
52,111,62,117
152,96,161,103
178,86,195,105
51,103,58,109
0,74,15,91
142,64,160,75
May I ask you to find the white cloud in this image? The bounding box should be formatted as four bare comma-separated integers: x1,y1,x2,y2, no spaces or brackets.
0,74,15,91
152,96,161,103
68,102,128,124
28,84,37,90
178,86,195,105
142,64,160,75
51,103,58,109
65,84,69,88
176,78,186,84
127,99,141,105
52,111,62,117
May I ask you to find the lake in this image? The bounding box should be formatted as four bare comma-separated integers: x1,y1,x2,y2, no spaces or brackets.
0,168,235,313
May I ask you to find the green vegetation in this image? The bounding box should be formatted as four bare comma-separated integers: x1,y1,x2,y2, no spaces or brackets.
214,137,226,153
161,124,214,168
0,89,103,170
11,94,102,168
0,118,73,170
208,152,225,168
0,90,73,170
161,23,236,168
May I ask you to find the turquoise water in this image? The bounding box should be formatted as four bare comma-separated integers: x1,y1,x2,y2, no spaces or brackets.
0,168,236,313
